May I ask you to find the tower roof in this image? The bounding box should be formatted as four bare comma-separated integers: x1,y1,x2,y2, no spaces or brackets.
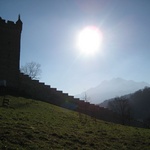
16,14,22,30
16,14,22,23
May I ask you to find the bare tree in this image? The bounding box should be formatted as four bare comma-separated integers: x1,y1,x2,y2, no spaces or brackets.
108,97,131,125
82,92,90,103
77,93,90,123
20,62,41,80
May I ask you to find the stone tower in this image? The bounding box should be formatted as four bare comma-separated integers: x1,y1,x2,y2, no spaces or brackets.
0,15,22,88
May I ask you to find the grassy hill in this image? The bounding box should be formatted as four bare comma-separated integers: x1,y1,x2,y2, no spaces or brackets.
0,96,150,150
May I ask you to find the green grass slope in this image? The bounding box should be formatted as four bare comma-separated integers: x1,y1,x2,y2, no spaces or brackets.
0,96,150,150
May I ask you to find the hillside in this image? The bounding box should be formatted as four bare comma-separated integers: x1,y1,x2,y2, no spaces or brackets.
100,87,150,126
0,96,150,150
75,78,150,104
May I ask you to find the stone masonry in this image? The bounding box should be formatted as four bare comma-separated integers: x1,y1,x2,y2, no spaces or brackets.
0,15,22,88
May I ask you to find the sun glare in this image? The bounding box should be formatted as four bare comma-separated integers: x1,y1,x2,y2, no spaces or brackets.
77,26,103,55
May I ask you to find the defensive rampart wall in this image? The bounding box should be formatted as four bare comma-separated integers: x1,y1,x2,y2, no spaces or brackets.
18,72,120,123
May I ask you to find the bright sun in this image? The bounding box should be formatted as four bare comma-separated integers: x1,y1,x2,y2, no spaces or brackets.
77,26,103,55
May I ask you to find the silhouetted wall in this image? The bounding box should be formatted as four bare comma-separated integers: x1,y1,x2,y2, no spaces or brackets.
0,16,22,87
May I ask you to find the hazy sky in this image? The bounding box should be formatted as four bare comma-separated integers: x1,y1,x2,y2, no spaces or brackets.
1,0,150,95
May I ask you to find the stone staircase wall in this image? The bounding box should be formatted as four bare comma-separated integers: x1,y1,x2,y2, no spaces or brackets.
18,72,121,124
19,73,78,108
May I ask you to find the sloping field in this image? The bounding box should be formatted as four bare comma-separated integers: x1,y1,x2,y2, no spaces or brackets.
0,96,150,150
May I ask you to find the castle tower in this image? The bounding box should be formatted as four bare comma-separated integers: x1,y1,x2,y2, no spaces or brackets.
0,15,22,88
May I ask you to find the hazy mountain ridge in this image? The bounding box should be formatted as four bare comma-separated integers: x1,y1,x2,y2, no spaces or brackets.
99,93,131,108
100,87,150,125
75,78,150,104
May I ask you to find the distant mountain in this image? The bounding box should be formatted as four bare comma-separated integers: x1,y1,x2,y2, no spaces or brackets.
99,93,131,108
75,78,150,104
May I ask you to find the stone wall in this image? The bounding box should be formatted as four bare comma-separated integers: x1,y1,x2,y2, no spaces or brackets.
19,73,78,108
0,16,22,88
19,72,121,123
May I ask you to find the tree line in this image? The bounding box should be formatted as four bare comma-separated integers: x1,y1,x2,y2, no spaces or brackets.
108,87,150,127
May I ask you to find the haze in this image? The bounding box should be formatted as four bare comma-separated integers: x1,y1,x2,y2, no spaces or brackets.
1,0,150,95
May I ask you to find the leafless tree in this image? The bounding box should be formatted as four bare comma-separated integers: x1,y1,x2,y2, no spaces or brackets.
82,92,91,103
77,93,90,123
108,97,131,125
20,62,41,80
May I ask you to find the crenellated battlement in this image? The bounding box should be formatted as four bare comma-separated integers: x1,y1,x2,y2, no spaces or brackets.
0,17,6,24
0,16,22,31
